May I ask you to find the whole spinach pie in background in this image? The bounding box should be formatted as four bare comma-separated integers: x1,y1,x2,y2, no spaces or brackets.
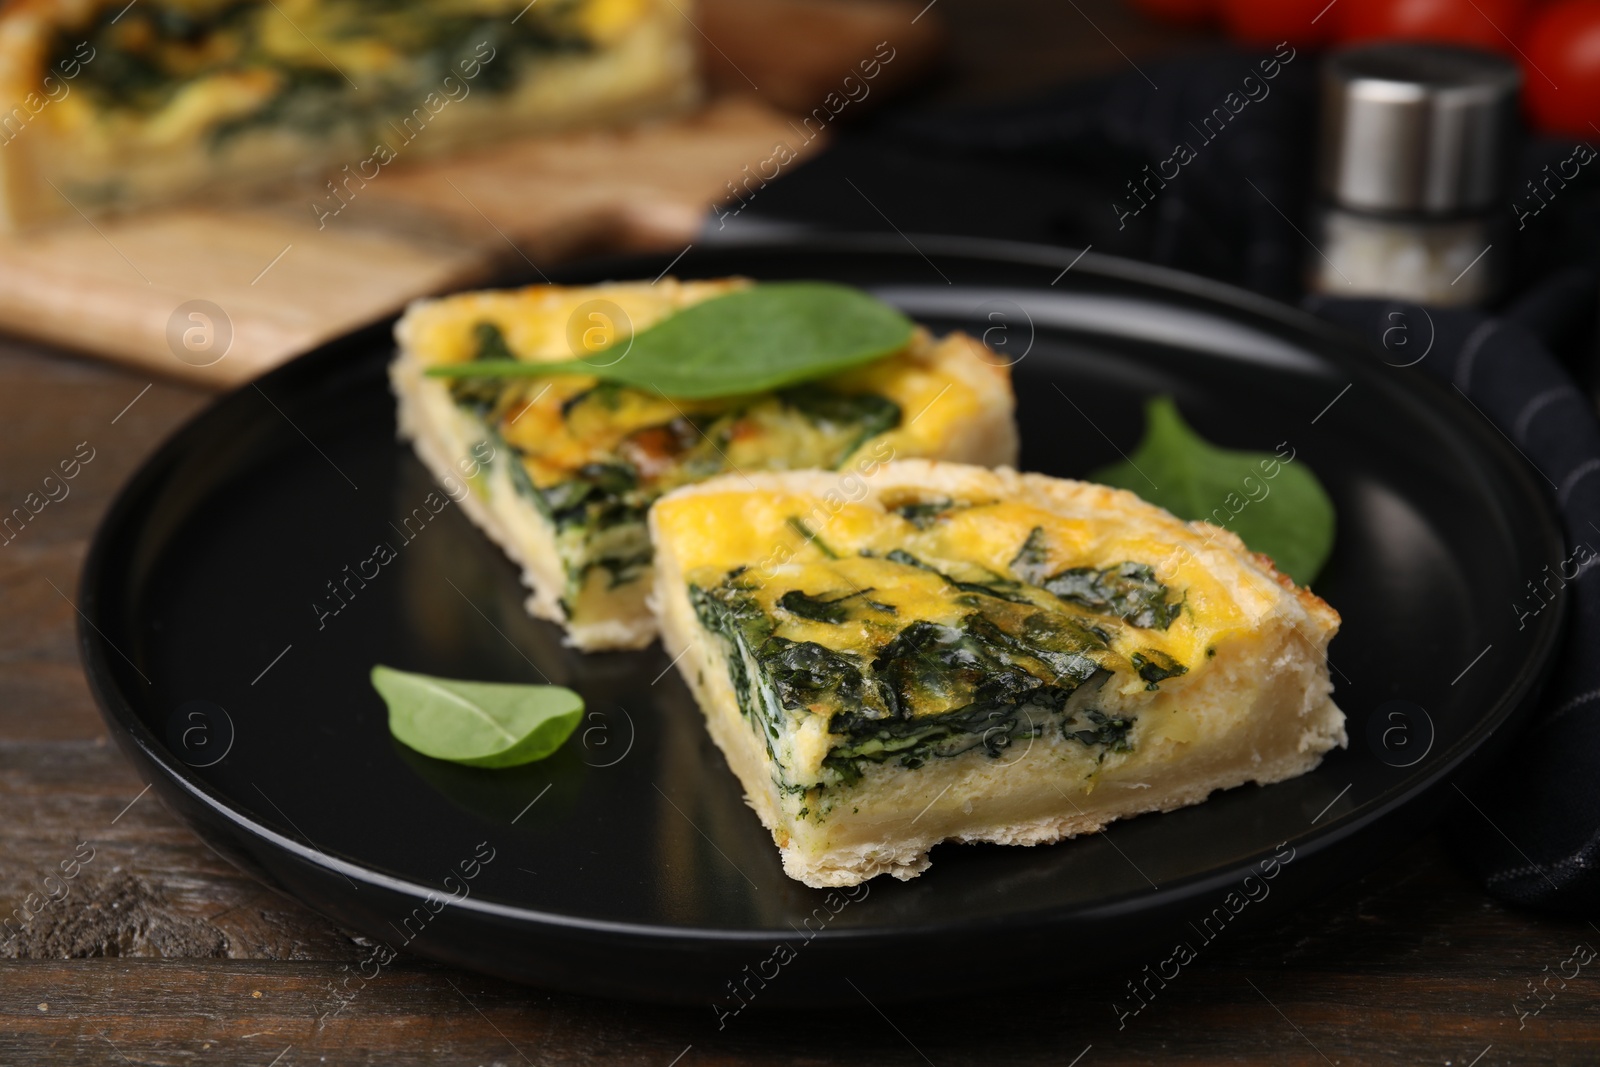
0,0,697,230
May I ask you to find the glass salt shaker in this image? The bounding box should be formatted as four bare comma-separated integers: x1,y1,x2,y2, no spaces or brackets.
1310,43,1521,307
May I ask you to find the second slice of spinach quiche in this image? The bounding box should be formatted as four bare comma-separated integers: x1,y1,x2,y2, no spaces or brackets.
391,279,1019,650
648,460,1346,888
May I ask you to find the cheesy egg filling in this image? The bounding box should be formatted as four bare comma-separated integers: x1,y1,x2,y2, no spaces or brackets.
682,494,1200,791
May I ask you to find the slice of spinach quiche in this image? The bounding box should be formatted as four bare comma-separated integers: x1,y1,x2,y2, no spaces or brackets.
649,460,1346,887
0,0,697,229
391,279,1019,650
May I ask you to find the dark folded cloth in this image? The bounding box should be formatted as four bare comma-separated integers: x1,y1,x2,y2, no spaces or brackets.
731,50,1600,913
1306,298,1600,913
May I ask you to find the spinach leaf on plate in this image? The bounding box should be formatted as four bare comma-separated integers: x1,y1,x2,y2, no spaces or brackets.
371,665,583,769
1090,396,1335,586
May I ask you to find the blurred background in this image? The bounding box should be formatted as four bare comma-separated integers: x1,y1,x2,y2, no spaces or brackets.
7,5,1600,1061
4,0,1595,391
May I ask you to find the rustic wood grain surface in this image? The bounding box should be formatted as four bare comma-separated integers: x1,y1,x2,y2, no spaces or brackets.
3,1,1597,1064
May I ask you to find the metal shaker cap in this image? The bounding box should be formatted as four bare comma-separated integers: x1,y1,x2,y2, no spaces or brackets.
1319,43,1521,215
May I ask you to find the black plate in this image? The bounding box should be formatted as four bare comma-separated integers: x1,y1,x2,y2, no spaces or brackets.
80,235,1564,1005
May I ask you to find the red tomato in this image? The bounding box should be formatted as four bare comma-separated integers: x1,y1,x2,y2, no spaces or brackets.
1338,0,1530,51
1522,0,1600,135
1130,0,1217,25
1219,0,1335,46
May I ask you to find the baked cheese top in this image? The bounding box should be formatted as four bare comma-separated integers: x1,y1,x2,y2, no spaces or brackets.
406,278,1002,516
656,482,1298,788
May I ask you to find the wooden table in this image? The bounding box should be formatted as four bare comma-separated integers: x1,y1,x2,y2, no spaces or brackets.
4,3,1597,1063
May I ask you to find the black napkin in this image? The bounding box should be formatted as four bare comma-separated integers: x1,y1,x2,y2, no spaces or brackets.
727,50,1600,913
1307,297,1600,914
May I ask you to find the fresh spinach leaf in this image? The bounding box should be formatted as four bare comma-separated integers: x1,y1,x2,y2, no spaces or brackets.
1090,396,1335,586
371,665,582,769
425,283,915,398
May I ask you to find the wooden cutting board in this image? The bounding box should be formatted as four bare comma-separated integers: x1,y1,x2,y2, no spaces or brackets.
0,97,814,389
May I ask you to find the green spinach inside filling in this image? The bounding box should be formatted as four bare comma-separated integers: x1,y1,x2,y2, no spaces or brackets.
1010,527,1184,629
690,532,1188,791
451,322,905,607
57,0,597,145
